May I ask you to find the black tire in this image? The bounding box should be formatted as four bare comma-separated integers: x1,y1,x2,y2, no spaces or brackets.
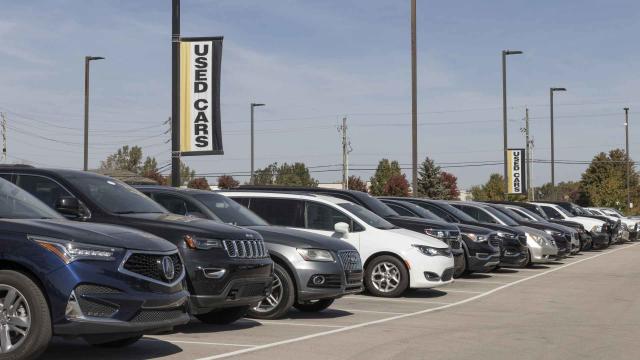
194,305,250,325
293,298,334,312
247,263,295,320
89,335,142,348
0,270,51,360
525,249,533,267
453,249,467,278
364,255,409,298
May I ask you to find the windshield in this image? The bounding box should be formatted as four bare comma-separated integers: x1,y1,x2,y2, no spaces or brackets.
194,193,268,226
0,178,63,219
67,176,167,214
435,202,477,223
571,205,590,216
357,193,398,217
555,205,575,217
338,202,396,230
513,206,547,222
402,202,443,220
495,206,528,222
484,206,519,226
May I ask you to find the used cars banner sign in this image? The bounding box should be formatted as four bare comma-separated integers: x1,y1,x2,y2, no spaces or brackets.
507,148,526,195
179,37,223,155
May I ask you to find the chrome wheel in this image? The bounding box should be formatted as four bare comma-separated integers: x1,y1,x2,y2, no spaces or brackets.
253,273,283,313
0,285,30,353
371,262,401,293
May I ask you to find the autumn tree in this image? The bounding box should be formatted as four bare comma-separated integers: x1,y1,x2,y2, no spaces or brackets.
383,175,410,197
187,177,210,190
370,159,402,196
218,175,240,189
439,171,460,200
348,176,368,192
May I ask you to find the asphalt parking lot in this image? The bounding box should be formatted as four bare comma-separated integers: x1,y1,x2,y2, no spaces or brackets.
43,242,640,360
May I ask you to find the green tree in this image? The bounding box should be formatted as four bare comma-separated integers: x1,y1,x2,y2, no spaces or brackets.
180,161,196,185
253,163,278,185
533,181,587,204
416,157,446,198
275,162,318,187
100,145,144,173
348,176,368,192
370,159,402,196
470,173,505,201
383,174,410,197
580,149,639,209
141,157,159,175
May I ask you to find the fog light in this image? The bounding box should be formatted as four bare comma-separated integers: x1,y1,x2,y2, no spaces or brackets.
65,291,85,320
311,275,326,285
424,272,440,281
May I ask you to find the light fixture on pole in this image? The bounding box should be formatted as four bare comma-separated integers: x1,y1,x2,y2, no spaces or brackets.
250,103,265,185
84,55,105,171
501,49,523,199
550,87,566,200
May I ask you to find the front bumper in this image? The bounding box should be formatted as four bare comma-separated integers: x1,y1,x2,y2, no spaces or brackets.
529,241,558,264
295,258,363,302
467,252,501,272
407,254,455,289
590,231,610,248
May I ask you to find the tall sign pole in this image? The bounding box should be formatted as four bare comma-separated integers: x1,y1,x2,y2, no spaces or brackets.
410,0,418,197
625,107,631,209
171,0,181,187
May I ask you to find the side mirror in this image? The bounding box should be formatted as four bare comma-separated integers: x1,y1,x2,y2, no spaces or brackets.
55,196,81,217
334,222,350,238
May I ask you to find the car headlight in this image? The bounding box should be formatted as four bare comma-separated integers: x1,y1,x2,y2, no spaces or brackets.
184,235,222,250
496,231,516,239
424,228,446,239
412,244,449,256
590,225,600,233
463,233,488,242
529,234,546,246
544,229,562,238
297,249,334,262
30,236,119,264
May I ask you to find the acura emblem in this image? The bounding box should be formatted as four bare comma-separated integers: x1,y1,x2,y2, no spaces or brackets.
161,256,176,281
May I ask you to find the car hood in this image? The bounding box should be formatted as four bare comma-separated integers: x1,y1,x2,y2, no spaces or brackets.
247,226,356,251
386,215,458,231
119,213,262,240
516,226,553,240
461,221,525,236
455,223,494,235
521,221,575,234
574,216,606,229
387,228,449,248
0,219,175,252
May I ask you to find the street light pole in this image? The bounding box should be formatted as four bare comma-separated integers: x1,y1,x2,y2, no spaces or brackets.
83,55,105,171
501,50,523,199
624,107,631,209
250,103,265,185
171,0,181,187
550,87,566,200
411,0,418,197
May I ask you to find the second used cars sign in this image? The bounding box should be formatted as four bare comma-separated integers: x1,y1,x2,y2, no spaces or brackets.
179,37,224,155
507,148,526,195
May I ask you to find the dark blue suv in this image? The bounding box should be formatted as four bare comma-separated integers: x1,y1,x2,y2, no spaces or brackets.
0,178,190,358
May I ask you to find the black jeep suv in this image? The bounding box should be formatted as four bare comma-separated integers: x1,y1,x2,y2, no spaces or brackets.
0,167,273,324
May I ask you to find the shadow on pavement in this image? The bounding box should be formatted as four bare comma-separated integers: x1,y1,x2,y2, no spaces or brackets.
173,318,262,334
402,289,449,299
283,308,353,320
491,268,519,274
43,337,182,359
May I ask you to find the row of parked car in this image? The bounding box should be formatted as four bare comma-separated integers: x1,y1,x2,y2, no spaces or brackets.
0,165,637,359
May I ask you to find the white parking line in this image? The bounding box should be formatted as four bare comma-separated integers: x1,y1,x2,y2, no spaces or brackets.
333,308,409,315
342,296,451,305
480,273,529,278
146,338,258,347
438,289,484,294
195,243,638,360
255,320,345,328
451,279,510,285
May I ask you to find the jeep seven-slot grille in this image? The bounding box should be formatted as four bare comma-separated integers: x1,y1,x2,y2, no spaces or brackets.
123,253,183,284
223,240,268,258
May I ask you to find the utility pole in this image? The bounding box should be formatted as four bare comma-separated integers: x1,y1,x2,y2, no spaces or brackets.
625,107,631,209
83,55,105,171
550,87,566,200
410,0,418,197
521,108,533,200
339,117,349,189
1,113,6,163
171,0,181,187
250,103,265,185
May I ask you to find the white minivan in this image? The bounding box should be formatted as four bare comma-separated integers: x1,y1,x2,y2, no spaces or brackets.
221,191,455,297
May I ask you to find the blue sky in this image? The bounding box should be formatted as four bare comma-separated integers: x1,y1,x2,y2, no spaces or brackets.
0,0,638,189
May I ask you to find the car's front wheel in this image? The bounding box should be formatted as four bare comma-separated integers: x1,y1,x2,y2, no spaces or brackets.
0,270,51,359
247,263,295,320
293,299,334,312
453,249,467,278
364,255,409,298
194,305,250,325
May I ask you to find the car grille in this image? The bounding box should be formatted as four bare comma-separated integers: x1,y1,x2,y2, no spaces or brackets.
122,252,183,284
338,250,363,271
517,235,527,247
131,309,185,323
345,270,363,287
489,235,503,249
223,240,268,258
74,285,120,318
441,268,454,282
